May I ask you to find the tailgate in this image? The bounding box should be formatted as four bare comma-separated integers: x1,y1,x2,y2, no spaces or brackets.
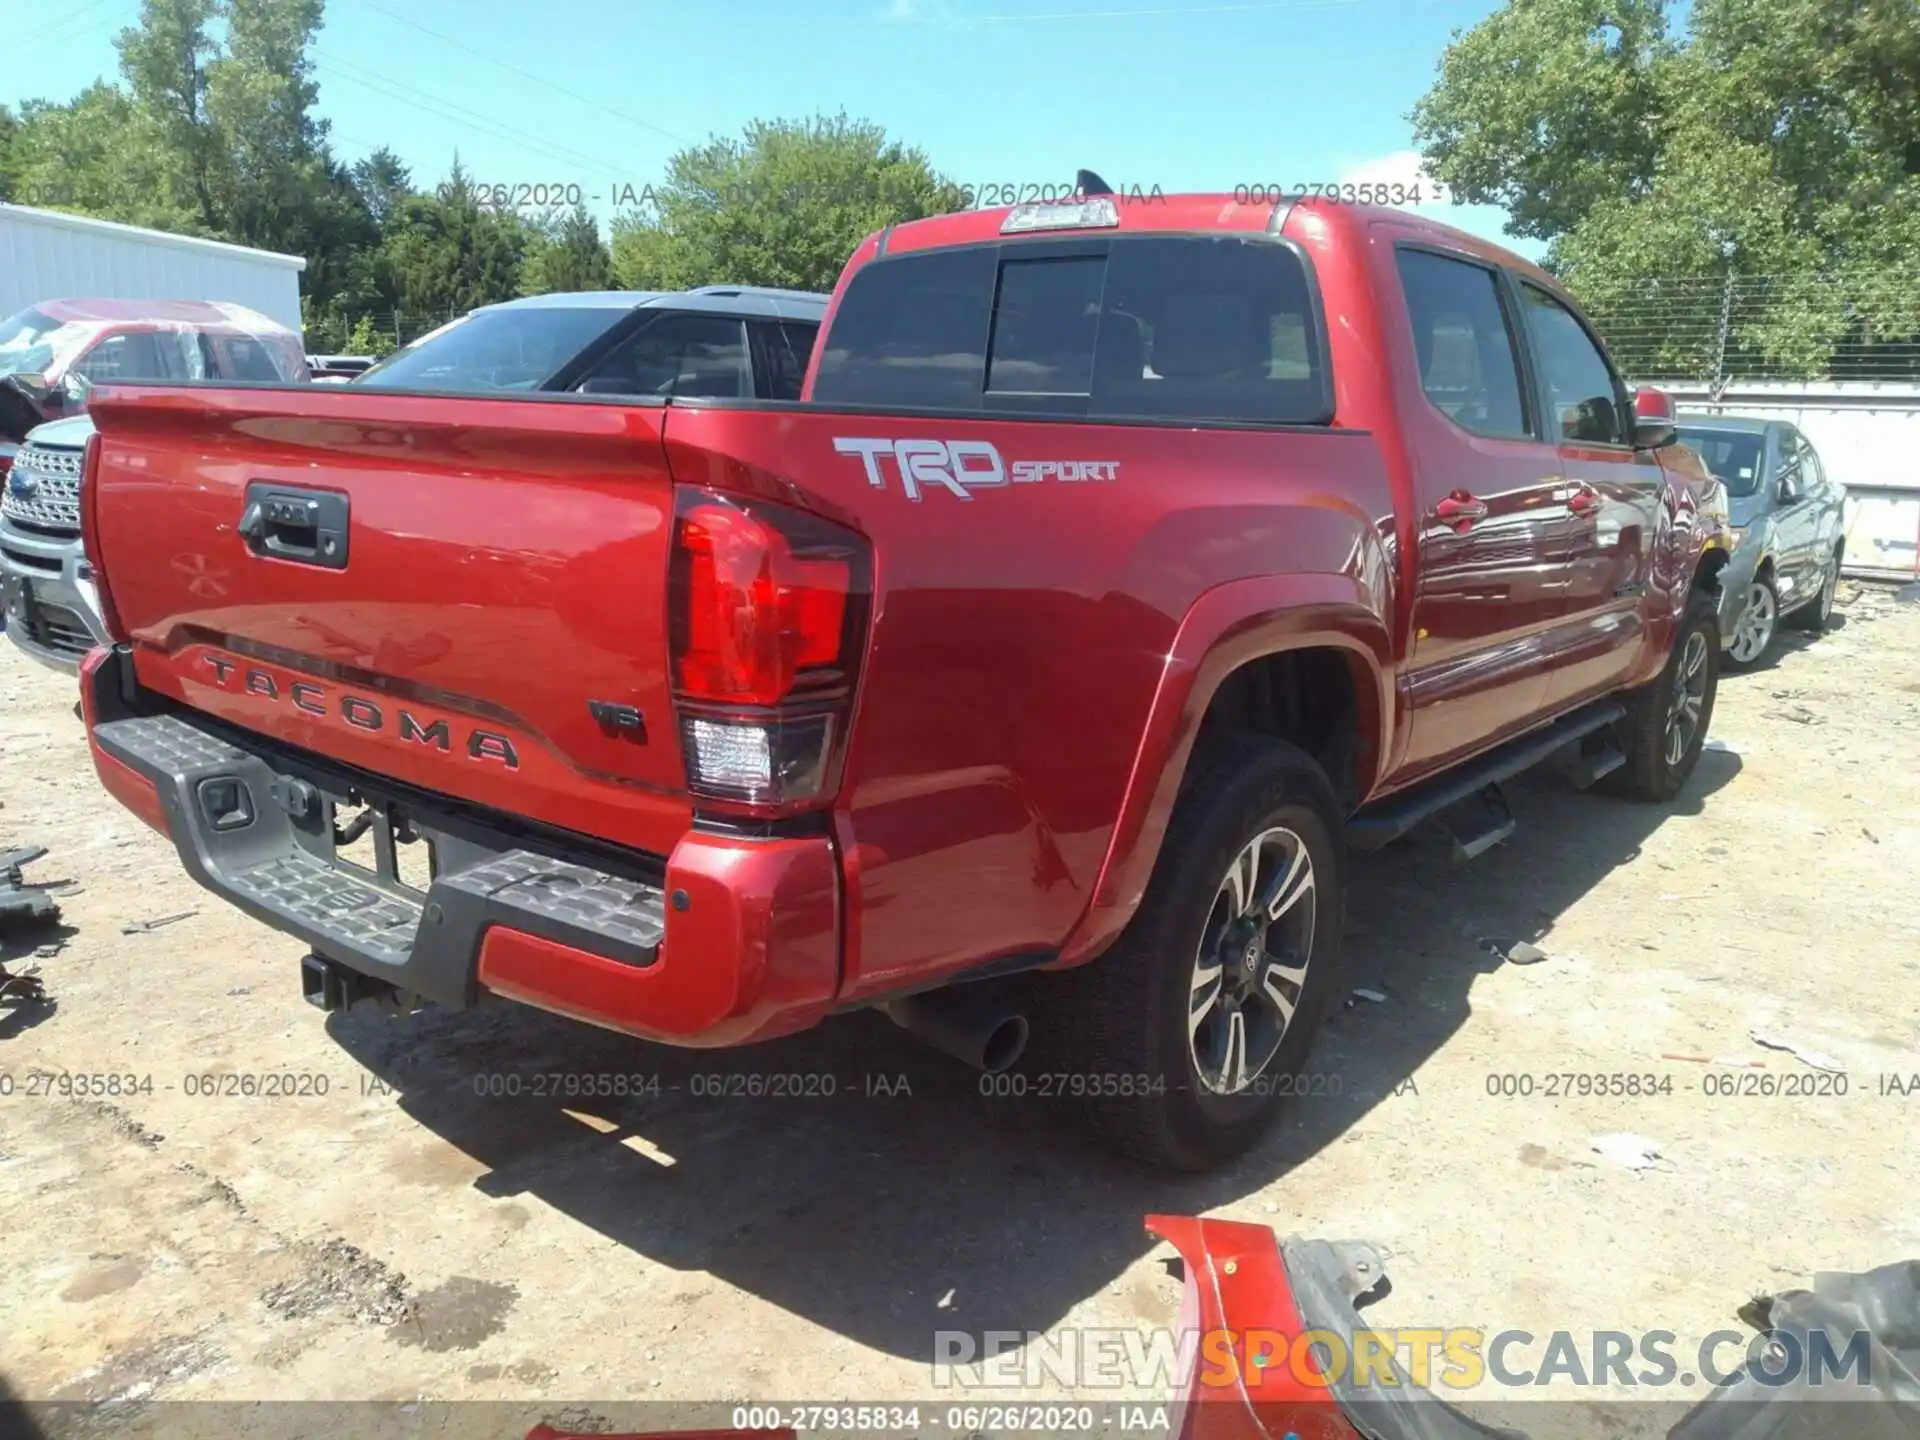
87,386,690,855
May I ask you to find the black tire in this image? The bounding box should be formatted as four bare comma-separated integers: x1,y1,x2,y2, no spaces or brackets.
1032,734,1347,1171
1785,550,1839,632
1723,570,1779,670
1605,587,1720,802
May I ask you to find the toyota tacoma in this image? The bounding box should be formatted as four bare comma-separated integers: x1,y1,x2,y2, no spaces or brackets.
75,192,1730,1169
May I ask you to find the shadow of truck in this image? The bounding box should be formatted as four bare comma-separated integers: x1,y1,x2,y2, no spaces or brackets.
324,748,1740,1362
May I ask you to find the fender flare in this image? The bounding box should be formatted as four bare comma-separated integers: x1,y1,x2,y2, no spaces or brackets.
1053,572,1393,969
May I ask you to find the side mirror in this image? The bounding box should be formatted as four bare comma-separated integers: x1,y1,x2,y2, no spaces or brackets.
60,370,93,409
1778,475,1800,504
1631,386,1677,449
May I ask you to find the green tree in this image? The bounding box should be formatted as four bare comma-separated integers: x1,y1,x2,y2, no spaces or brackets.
521,203,614,294
0,104,19,202
611,112,963,292
115,0,225,230
345,312,396,359
377,161,530,319
1413,0,1920,377
350,147,414,230
8,85,206,234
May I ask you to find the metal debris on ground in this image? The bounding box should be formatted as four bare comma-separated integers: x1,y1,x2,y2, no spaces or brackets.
121,911,198,935
0,960,47,1004
1749,1028,1846,1074
0,846,63,927
1352,987,1389,1003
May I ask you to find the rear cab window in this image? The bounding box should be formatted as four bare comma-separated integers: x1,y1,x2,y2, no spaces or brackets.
811,233,1331,425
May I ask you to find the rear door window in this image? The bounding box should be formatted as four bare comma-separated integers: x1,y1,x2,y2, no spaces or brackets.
752,319,819,400
208,334,293,381
575,312,751,399
811,235,1330,425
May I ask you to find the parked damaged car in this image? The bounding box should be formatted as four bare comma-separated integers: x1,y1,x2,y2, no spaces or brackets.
1674,416,1847,668
1,300,308,671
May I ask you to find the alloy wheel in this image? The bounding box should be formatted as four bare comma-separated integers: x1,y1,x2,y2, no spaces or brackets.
1729,582,1775,664
1664,630,1710,767
1188,826,1317,1095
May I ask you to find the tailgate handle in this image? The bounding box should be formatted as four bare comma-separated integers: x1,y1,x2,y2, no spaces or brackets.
239,482,349,569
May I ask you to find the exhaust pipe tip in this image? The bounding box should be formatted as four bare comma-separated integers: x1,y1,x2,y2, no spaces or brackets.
979,1014,1029,1074
885,989,1030,1074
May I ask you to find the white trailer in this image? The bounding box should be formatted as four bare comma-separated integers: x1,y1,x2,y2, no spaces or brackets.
1639,378,1920,582
0,203,306,337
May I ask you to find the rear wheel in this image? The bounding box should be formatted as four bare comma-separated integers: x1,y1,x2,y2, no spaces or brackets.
1607,587,1719,802
1036,735,1346,1171
1725,573,1778,669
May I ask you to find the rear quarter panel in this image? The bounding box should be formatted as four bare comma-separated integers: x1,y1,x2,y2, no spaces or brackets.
661,404,1396,997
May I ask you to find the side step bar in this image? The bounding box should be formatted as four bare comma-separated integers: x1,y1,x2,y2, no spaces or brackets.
1344,699,1626,853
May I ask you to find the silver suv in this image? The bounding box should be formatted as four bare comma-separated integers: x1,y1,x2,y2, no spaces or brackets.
1,414,101,670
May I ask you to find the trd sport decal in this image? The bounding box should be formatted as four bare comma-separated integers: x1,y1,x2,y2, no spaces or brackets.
834,437,1119,502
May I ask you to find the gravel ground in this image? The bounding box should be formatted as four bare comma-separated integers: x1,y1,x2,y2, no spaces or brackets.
1,583,1917,1440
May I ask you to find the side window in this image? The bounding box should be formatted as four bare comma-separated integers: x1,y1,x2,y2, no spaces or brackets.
1394,249,1529,439
74,331,181,383
576,313,750,399
1776,432,1807,498
1797,434,1827,492
752,320,816,401
210,335,289,382
1519,284,1625,445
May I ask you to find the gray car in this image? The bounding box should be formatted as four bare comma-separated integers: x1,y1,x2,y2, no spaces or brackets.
1674,415,1847,668
1,286,829,673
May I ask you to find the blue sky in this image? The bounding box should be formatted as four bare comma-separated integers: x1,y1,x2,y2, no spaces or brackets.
7,0,1532,251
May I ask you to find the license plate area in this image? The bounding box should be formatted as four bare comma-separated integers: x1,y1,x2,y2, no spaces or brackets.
328,794,436,898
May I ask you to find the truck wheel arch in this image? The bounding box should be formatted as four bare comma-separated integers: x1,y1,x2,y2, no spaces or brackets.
1052,574,1392,970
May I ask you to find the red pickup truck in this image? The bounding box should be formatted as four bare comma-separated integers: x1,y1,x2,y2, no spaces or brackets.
76,194,1730,1170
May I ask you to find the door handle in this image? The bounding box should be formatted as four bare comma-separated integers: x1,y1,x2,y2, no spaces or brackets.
239,482,350,569
1435,491,1489,528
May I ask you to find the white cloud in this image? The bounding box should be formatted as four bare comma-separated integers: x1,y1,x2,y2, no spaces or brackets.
1336,150,1455,209
1334,149,1541,257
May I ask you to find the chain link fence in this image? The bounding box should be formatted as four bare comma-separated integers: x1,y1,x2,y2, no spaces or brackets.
1571,272,1920,390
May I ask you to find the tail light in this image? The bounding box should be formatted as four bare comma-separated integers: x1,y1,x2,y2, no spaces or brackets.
78,431,129,643
668,488,871,813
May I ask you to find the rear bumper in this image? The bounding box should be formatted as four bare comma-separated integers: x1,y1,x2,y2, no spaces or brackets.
0,518,109,673
79,646,841,1046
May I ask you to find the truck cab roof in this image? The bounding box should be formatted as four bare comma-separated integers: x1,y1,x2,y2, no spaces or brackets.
869,193,1560,291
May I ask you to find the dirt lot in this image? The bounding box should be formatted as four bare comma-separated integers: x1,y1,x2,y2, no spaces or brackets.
2,585,1917,1439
